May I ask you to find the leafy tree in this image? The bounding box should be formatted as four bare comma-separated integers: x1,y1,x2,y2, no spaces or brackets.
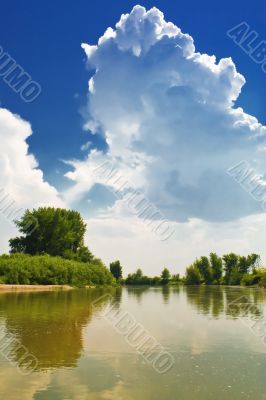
151,276,162,285
135,268,143,278
248,254,260,270
241,273,258,286
161,268,171,285
231,254,260,285
222,253,238,284
171,273,181,284
209,253,223,284
184,265,201,285
63,246,94,263
110,260,123,280
229,266,242,285
125,269,151,285
196,256,212,284
237,256,249,275
257,269,266,288
9,208,87,258
238,254,260,274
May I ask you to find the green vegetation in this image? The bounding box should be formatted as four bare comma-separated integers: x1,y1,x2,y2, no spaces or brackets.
161,268,171,285
3,207,114,287
110,260,123,281
124,268,180,286
125,268,151,285
184,265,201,285
122,253,264,287
0,254,114,286
241,268,266,288
9,208,87,257
1,207,266,289
184,253,260,286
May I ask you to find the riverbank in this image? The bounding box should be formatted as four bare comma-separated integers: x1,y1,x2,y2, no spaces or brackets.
0,254,115,287
0,284,74,292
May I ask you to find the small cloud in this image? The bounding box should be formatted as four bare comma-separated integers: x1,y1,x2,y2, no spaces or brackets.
82,120,99,134
80,141,92,152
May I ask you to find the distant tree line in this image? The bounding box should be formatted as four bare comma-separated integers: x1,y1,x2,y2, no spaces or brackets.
1,207,266,288
184,253,261,286
109,253,266,288
108,262,179,286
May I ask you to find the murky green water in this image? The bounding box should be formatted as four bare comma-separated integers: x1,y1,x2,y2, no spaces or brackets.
0,286,265,399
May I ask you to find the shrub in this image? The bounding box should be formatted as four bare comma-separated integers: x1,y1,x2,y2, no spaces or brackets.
0,254,115,287
184,264,201,285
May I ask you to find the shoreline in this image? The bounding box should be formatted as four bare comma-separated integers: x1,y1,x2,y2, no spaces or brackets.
0,284,73,292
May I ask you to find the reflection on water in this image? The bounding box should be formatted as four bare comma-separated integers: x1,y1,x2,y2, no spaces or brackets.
185,286,266,319
0,288,121,371
126,285,150,303
0,286,265,399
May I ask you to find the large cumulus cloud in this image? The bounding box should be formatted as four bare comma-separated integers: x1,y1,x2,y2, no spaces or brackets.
65,5,266,224
0,107,64,251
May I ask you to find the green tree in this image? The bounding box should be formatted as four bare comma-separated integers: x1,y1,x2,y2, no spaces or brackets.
248,254,260,271
238,256,248,275
238,254,260,274
63,246,94,263
125,269,151,285
184,264,201,285
222,253,238,284
196,256,212,284
151,276,162,285
209,253,223,284
110,260,123,280
161,268,171,285
135,268,143,278
171,273,180,284
231,254,260,285
9,208,87,257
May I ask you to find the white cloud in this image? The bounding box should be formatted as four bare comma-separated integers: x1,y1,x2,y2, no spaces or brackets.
80,140,92,152
65,5,266,273
85,203,266,275
0,107,64,252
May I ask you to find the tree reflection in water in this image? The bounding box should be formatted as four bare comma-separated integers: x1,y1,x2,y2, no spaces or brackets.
185,286,266,319
0,288,121,372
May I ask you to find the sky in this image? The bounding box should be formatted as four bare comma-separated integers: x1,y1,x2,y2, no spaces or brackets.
0,0,266,275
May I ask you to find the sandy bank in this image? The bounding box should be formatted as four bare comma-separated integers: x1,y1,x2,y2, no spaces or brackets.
0,284,73,292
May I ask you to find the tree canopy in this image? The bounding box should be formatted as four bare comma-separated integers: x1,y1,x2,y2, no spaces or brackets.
9,208,87,258
184,253,260,286
110,260,123,280
161,268,171,285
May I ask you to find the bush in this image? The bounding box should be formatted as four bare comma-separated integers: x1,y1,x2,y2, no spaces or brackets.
184,264,201,285
240,269,266,287
0,254,115,287
256,269,266,288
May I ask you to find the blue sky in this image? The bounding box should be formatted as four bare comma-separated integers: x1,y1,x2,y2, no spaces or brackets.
0,0,265,185
0,1,266,274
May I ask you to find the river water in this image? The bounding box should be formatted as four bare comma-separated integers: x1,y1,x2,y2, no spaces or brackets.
0,286,265,399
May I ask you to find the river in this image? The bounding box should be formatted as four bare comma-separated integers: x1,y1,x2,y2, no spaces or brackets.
0,286,265,399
